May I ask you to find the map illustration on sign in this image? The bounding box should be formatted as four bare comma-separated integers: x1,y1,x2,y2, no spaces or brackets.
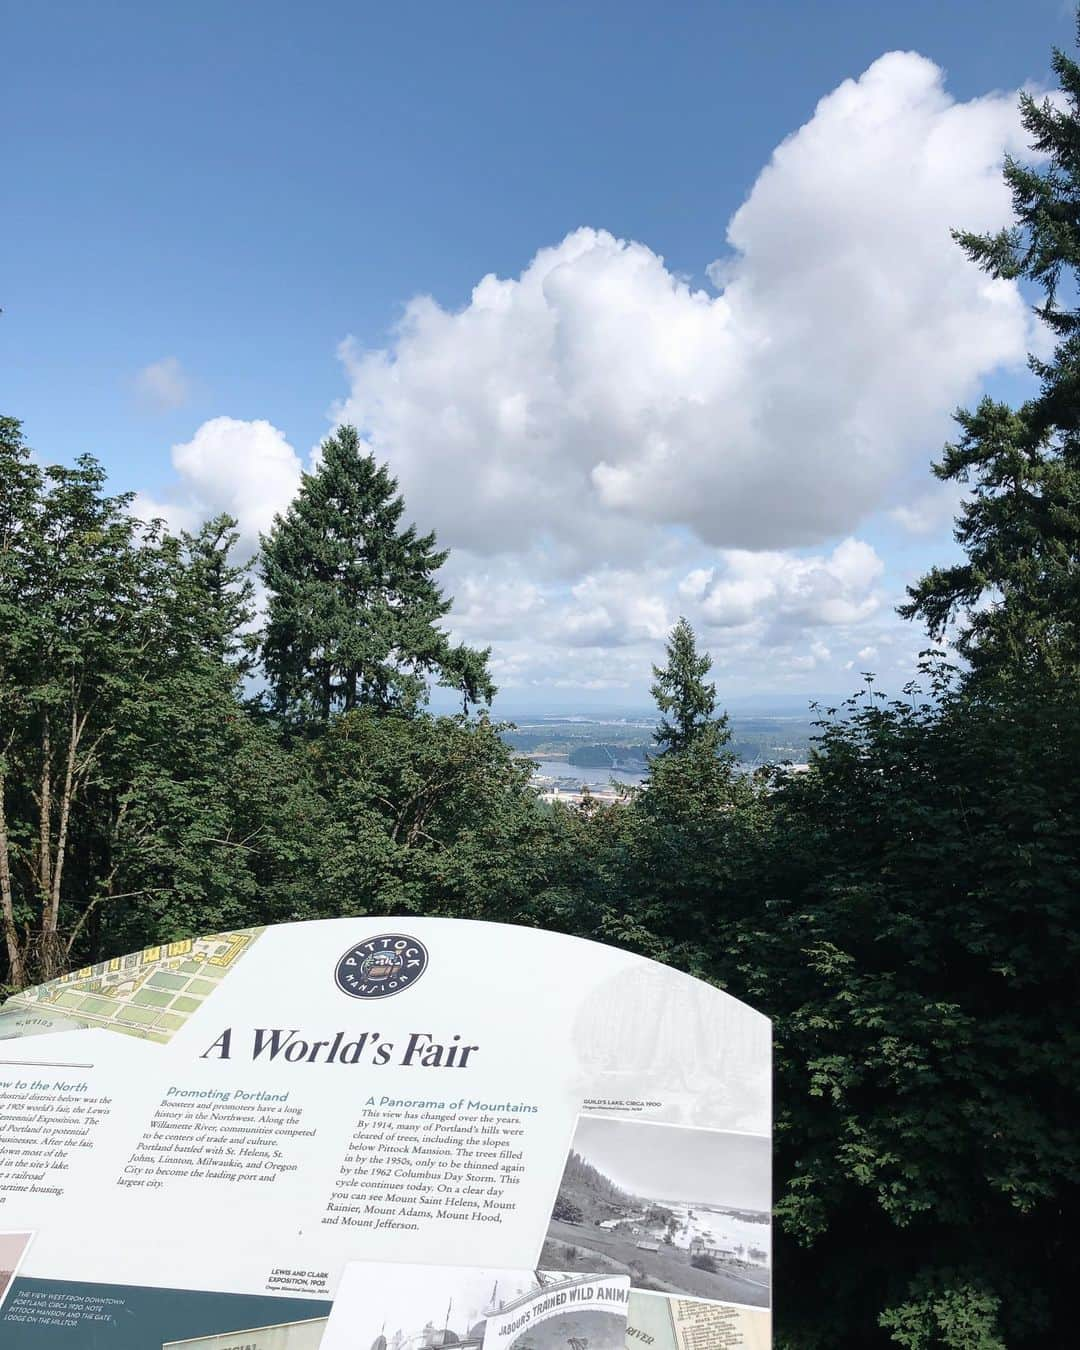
0,928,262,1044
0,916,771,1349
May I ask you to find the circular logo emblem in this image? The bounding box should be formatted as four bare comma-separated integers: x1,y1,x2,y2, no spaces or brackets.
335,933,429,1000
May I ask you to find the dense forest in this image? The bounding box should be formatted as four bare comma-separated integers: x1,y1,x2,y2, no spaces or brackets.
3,32,1079,1350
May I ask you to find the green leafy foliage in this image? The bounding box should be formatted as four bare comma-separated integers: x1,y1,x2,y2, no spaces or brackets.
0,423,268,984
288,708,549,923
0,421,529,987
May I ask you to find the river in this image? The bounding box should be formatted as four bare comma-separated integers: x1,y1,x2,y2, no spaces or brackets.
528,758,648,787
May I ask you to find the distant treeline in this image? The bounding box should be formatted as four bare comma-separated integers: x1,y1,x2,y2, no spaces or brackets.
508,730,815,767
567,743,649,767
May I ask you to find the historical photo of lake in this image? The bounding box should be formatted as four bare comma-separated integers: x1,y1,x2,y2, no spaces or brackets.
540,1116,771,1309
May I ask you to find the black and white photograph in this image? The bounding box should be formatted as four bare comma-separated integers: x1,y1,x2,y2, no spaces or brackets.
320,1262,630,1350
541,1117,771,1309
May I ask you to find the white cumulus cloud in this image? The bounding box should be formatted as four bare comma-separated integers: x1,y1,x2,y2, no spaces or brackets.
135,50,1046,697
334,52,1035,562
134,417,303,552
683,538,885,634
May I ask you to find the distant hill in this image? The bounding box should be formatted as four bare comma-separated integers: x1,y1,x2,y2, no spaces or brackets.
568,743,649,768
502,715,816,767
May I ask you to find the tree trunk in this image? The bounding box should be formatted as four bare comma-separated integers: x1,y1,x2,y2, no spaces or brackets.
47,705,82,942
38,712,52,902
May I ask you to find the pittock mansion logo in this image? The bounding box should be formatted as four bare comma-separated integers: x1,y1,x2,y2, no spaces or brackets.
335,933,429,1000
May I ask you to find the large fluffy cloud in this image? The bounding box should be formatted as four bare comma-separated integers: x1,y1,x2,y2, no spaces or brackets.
433,535,890,696
334,52,1034,559
680,538,885,634
138,51,1044,695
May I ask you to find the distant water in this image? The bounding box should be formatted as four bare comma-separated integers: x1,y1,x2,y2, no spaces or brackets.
528,757,767,787
665,1202,771,1262
530,758,647,787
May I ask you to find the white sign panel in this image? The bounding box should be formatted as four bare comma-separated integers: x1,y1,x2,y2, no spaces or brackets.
0,917,771,1349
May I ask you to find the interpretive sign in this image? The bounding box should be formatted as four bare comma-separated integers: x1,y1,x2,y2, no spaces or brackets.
0,917,771,1349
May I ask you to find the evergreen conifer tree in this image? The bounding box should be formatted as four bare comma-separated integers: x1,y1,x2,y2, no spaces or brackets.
260,425,493,720
901,33,1080,683
180,514,257,677
650,617,730,754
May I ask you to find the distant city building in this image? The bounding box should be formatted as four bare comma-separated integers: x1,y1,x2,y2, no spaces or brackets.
690,1237,737,1260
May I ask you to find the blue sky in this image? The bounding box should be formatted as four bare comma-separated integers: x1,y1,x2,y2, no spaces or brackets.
2,1,1071,711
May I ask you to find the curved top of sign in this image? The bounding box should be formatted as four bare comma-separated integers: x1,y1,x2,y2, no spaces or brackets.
0,917,772,1350
1,917,769,1125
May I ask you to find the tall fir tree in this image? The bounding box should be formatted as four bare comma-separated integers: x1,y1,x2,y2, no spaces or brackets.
901,30,1080,684
179,514,257,678
260,425,494,721
650,617,730,754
